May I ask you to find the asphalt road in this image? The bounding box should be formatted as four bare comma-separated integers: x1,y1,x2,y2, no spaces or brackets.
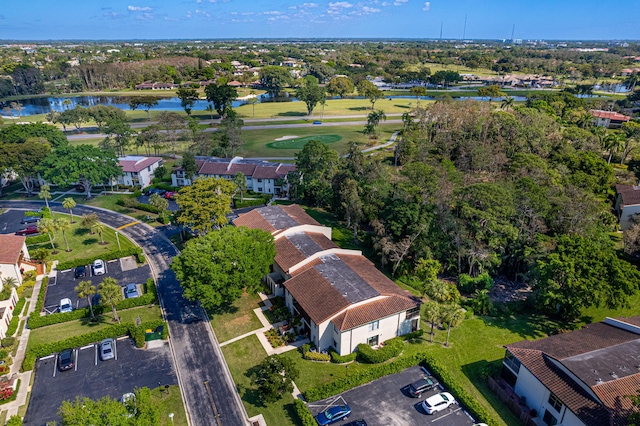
0,201,247,426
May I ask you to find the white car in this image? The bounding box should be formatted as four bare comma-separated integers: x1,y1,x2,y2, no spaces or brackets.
59,298,73,313
422,392,455,415
93,259,106,276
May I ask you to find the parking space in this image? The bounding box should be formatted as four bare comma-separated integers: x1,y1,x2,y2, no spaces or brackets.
309,366,479,426
45,259,151,312
24,338,177,426
0,209,37,235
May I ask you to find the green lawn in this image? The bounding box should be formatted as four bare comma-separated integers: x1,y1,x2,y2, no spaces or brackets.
82,194,166,226
208,292,264,343
221,335,297,426
28,305,163,346
27,212,138,264
151,385,188,426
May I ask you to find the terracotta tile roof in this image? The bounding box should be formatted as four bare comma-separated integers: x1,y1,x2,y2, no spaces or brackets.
307,232,338,250
0,235,25,264
338,254,410,297
593,374,640,426
279,205,320,227
274,232,337,273
590,109,631,122
332,295,418,331
232,210,276,233
616,184,640,206
253,165,291,180
290,258,322,276
118,156,162,173
506,322,639,360
283,267,350,324
508,348,611,426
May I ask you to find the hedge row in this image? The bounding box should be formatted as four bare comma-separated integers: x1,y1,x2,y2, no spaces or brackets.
329,349,357,364
14,298,26,317
25,234,50,245
22,320,168,371
293,399,316,426
116,198,159,214
303,352,499,426
57,247,144,270
28,278,158,329
356,337,404,364
28,276,48,325
6,316,19,338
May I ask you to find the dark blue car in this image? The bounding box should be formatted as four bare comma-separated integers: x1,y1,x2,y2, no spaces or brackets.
315,404,351,425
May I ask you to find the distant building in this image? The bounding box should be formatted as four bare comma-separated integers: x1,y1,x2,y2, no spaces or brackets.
134,81,177,90
615,184,640,230
590,110,631,129
171,156,296,198
117,156,163,188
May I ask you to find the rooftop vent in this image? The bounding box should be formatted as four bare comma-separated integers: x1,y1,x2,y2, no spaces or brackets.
596,378,603,384
610,372,618,379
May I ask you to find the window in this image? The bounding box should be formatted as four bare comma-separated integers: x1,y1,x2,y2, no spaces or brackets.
367,335,379,346
406,306,420,318
368,320,379,331
547,394,563,413
258,188,263,192
257,178,263,183
504,351,521,374
542,409,558,426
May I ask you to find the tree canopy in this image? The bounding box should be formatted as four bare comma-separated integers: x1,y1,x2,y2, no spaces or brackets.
204,83,238,117
259,66,293,97
0,122,67,147
296,75,325,115
171,225,276,308
174,176,235,234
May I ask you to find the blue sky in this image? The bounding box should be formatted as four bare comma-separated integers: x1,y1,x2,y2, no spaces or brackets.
1,0,639,41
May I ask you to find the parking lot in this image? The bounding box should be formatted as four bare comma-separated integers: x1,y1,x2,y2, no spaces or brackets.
46,258,151,312
24,338,177,426
309,366,480,426
0,209,39,235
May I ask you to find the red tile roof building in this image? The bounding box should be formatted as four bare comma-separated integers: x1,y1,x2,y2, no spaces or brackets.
502,317,640,426
614,184,640,230
590,109,631,129
233,205,421,355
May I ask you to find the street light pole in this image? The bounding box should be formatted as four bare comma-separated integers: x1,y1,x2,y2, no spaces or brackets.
115,231,121,250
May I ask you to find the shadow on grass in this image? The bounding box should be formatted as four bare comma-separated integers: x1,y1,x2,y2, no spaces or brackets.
347,107,368,111
78,315,113,327
277,112,307,117
394,104,411,109
479,312,565,341
73,228,90,236
82,238,99,246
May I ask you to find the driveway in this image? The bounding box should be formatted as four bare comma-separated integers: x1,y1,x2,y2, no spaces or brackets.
0,201,247,426
0,209,37,235
45,259,151,312
309,366,479,426
24,338,176,426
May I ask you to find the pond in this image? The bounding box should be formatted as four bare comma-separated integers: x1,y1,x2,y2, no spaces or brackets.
0,93,528,117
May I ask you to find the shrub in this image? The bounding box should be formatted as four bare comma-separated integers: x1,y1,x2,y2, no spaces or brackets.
1,337,15,348
25,234,50,245
293,399,316,426
24,211,42,218
40,207,52,219
57,247,143,270
6,316,19,337
458,273,493,293
356,337,404,364
303,351,331,362
116,197,160,214
0,380,19,405
6,415,22,426
402,329,424,341
329,349,357,364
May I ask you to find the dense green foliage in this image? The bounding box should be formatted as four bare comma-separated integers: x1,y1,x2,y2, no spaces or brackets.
252,355,299,403
174,176,236,234
356,337,404,363
293,399,317,426
0,123,67,147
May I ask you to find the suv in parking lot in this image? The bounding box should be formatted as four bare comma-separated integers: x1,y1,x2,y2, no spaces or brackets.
422,392,455,414
124,283,139,298
58,348,75,371
100,338,115,361
408,376,439,397
93,259,106,276
74,266,87,278
59,298,73,313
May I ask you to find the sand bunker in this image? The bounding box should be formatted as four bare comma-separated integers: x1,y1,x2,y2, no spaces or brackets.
274,135,299,141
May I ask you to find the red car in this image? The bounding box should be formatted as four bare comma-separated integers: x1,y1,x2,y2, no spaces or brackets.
164,191,177,199
16,225,39,236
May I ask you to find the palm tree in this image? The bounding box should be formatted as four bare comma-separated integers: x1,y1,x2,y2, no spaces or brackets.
38,218,56,252
500,96,514,111
75,280,96,319
62,197,77,223
81,213,99,233
148,193,168,222
55,218,71,252
2,277,18,289
422,301,440,343
366,109,387,137
99,277,123,323
625,71,639,93
441,304,466,347
605,132,626,164
233,172,247,202
91,222,106,245
205,104,215,122
473,289,493,315
38,184,51,210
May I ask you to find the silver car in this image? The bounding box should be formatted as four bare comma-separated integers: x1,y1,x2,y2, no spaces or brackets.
100,338,115,361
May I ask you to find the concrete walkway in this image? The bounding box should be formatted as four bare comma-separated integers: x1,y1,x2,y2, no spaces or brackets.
1,264,56,419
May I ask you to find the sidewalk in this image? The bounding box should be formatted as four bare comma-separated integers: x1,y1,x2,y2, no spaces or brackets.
1,264,55,419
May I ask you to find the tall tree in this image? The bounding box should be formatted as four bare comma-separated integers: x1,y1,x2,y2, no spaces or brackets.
326,76,355,98
75,280,96,319
87,105,126,132
157,112,186,155
422,301,440,343
367,109,387,137
441,304,466,346
252,355,300,403
410,86,427,104
214,112,244,157
415,258,442,297
99,277,123,323
128,96,159,121
233,172,247,202
357,80,384,109
181,151,198,182
104,118,133,157
38,184,51,210
259,66,293,97
295,75,325,115
204,83,238,117
295,139,340,207
175,176,236,235
91,222,106,244
62,197,77,223
0,137,51,197
38,218,56,251
171,226,276,308
40,145,121,199
81,213,99,232
477,85,504,102
339,178,363,243
149,193,169,222
176,86,199,115
55,217,71,252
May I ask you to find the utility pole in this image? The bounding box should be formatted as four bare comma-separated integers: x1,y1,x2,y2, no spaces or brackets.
439,21,443,40
511,24,515,42
462,14,467,40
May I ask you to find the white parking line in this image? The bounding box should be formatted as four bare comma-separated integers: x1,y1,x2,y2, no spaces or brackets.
74,349,79,371
429,406,462,423
40,355,54,360
114,339,118,361
307,395,346,412
80,344,94,350
95,344,98,366
53,355,58,377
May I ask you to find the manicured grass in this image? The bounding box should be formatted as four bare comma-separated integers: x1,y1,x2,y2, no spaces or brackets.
82,194,165,226
208,292,264,343
221,335,297,426
27,212,138,264
266,134,342,150
150,385,188,426
580,291,640,325
28,305,163,347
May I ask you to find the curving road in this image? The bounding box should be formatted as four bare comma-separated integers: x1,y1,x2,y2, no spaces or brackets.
0,200,247,426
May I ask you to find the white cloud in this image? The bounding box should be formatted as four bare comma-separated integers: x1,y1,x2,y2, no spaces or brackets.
381,1,390,5
422,1,430,11
362,6,381,13
263,11,282,15
127,5,152,11
302,2,319,7
329,2,352,8
393,0,408,5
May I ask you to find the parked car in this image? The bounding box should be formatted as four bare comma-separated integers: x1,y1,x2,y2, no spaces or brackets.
15,225,39,236
164,191,177,199
93,259,106,276
145,188,166,196
21,216,41,224
408,376,439,397
58,348,75,371
422,392,455,415
343,421,367,426
315,404,351,425
59,298,73,313
100,338,115,361
124,283,139,298
74,266,87,279
313,121,322,125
